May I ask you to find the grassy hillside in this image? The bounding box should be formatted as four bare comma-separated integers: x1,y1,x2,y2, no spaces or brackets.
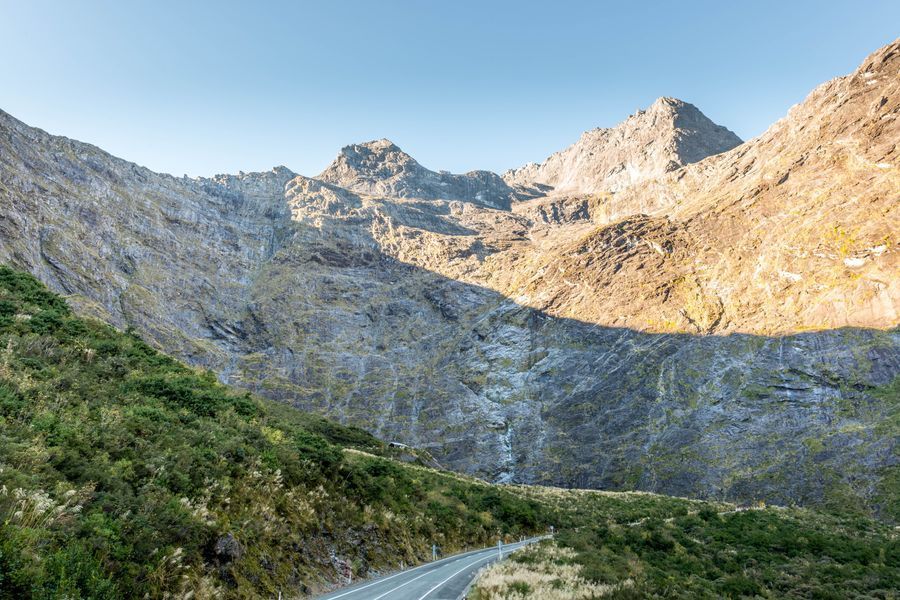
471,487,899,599
0,266,546,599
1,266,897,599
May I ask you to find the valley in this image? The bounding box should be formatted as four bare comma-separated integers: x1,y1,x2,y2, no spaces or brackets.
1,41,896,516
0,28,897,600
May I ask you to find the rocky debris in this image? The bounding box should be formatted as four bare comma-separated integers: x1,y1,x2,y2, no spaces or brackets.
214,533,244,562
0,41,898,515
503,97,742,195
511,194,601,226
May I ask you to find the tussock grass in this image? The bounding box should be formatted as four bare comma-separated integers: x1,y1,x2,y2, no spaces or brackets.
471,542,632,599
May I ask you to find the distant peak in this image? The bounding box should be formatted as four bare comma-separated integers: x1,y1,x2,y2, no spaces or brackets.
640,97,699,117
270,165,295,177
504,97,742,194
317,139,512,208
366,138,400,149
651,96,684,108
341,138,405,155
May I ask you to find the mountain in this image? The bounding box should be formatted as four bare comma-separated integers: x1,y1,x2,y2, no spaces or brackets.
503,97,742,195
318,138,516,209
502,37,899,335
0,40,897,521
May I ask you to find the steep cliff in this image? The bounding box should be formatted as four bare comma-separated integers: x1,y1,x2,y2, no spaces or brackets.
0,41,897,518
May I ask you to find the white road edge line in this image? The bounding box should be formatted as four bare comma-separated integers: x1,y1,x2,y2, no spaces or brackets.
320,567,409,600
321,545,496,599
370,545,516,600
368,547,506,600
415,555,496,600
320,538,538,600
368,567,439,600
416,541,527,600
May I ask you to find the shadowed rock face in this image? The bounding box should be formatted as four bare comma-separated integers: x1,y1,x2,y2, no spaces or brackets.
0,41,898,517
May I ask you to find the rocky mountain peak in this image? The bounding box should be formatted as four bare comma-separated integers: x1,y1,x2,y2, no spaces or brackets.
318,139,515,209
194,166,298,216
350,137,403,152
504,97,742,195
636,95,688,119
331,138,412,169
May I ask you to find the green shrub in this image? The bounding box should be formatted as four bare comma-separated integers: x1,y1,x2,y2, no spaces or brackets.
509,581,531,594
552,506,899,598
0,266,548,599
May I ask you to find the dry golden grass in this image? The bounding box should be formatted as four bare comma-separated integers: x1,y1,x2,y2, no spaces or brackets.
469,543,632,599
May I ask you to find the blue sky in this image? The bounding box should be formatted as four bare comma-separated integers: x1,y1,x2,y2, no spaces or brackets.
1,0,898,177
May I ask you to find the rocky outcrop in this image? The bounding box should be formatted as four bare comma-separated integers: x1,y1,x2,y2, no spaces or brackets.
503,97,742,195
0,41,897,517
318,138,516,209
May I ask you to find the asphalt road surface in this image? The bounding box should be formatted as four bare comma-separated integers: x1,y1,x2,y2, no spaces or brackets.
315,538,541,600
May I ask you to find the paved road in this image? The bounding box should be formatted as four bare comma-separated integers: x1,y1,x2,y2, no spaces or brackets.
316,538,540,600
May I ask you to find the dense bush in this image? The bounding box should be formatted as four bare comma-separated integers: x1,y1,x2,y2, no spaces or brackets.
0,267,547,599
491,487,899,599
552,507,899,598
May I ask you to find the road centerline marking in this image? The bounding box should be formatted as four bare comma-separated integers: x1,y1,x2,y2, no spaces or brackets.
316,538,539,599
320,545,493,599
416,541,528,600
368,548,498,600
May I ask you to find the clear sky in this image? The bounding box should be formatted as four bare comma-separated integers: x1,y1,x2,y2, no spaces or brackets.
1,0,898,178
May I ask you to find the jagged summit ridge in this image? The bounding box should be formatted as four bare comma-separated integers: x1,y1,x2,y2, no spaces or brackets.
318,138,516,209
0,107,298,203
504,97,742,195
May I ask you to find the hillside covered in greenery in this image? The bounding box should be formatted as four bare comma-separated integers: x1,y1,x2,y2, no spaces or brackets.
0,266,546,598
1,266,897,599
472,488,899,599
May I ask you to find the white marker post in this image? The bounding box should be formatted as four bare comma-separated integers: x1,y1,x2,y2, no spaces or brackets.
497,539,502,559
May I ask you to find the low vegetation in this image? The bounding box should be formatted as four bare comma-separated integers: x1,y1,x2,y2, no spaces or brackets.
469,543,633,600
471,489,899,599
0,266,546,599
